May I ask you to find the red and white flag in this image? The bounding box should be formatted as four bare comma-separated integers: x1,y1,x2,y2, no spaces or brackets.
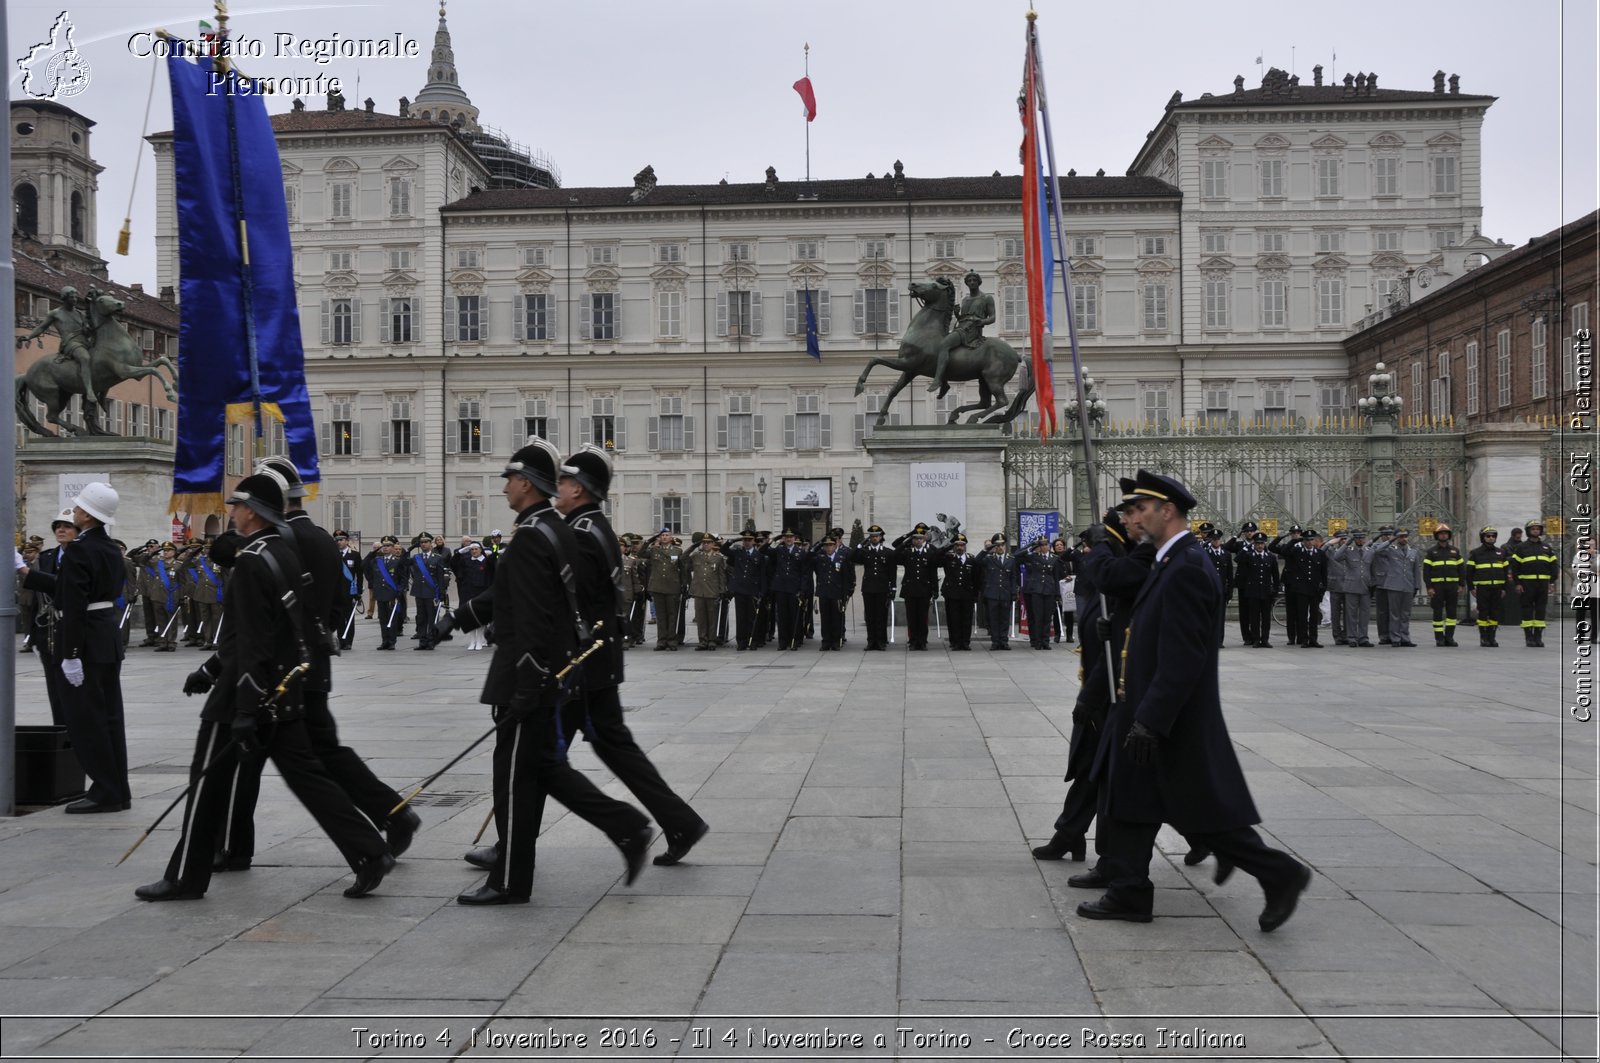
793,77,817,122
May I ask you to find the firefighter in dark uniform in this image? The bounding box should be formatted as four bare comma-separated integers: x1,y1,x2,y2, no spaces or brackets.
1020,535,1062,650
200,457,422,873
365,537,407,649
1234,532,1281,647
893,523,939,650
1509,519,1558,647
978,534,1021,649
1465,526,1509,647
811,533,855,651
722,531,767,650
1422,523,1467,647
453,440,653,905
764,529,809,650
851,524,898,650
937,534,981,650
136,472,394,901
333,531,363,650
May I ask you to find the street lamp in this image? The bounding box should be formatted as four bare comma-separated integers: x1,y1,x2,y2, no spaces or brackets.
1063,369,1108,434
848,474,858,510
1356,361,1403,420
757,476,767,511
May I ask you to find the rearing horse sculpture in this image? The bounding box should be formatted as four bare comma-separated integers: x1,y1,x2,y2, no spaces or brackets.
15,292,179,436
853,278,1034,426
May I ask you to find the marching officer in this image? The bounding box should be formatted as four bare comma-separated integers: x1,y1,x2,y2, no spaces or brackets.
937,534,981,650
135,472,395,902
811,533,855,651
1509,519,1558,647
893,523,939,651
1019,535,1062,651
687,533,729,649
764,529,810,650
978,534,1020,650
1466,526,1510,647
333,531,363,650
365,537,407,650
453,440,653,905
1234,531,1280,647
722,531,767,650
1422,523,1467,647
641,529,686,651
851,524,898,651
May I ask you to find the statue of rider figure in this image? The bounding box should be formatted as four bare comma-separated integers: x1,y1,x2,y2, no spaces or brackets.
17,285,100,404
927,270,995,393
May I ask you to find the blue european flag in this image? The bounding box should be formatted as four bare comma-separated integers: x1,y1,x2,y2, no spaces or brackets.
803,287,821,362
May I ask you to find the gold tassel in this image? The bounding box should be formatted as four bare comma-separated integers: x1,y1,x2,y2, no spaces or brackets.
116,219,132,256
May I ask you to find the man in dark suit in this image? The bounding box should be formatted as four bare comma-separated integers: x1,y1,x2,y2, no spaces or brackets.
892,523,939,650
935,534,981,650
810,534,855,651
333,531,363,650
722,532,767,650
851,525,897,650
977,534,1020,650
1077,470,1310,931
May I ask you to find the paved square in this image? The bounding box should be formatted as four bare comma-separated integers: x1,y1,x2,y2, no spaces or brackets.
1,614,1592,1060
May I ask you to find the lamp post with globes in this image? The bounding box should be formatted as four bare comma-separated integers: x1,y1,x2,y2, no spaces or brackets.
1356,361,1404,422
1063,369,1108,435
848,474,858,510
1358,361,1402,527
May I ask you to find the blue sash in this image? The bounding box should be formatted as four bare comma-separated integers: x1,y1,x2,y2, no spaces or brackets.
198,557,223,603
375,557,400,593
151,563,175,612
412,554,440,599
343,555,359,597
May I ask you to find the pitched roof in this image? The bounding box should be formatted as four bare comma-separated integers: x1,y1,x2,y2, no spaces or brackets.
443,173,1180,213
1170,85,1495,110
1424,210,1598,300
12,249,179,331
148,106,449,142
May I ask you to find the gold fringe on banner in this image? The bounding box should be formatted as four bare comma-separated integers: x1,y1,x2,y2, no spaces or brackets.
169,492,226,518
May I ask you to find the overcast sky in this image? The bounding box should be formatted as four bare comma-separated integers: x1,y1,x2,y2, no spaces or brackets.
9,0,1597,292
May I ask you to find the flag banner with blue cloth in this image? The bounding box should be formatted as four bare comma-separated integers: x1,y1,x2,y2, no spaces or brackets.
167,50,318,515
803,287,821,361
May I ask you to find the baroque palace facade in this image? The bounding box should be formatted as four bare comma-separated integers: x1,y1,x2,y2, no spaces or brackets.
150,11,1501,541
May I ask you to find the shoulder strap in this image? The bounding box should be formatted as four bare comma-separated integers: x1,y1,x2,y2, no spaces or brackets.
533,516,590,641
254,542,310,656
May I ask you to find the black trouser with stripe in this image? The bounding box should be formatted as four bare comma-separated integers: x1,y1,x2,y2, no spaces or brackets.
1429,584,1460,640
167,717,387,895
733,593,760,648
1473,585,1503,635
1520,582,1550,632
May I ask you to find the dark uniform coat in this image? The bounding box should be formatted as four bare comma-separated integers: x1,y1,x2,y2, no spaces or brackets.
811,545,855,600
852,541,898,593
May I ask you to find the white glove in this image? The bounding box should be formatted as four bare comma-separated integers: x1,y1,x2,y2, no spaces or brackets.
62,658,85,687
15,550,25,572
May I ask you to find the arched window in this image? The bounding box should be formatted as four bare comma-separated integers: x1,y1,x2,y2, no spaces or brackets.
15,183,38,236
70,191,85,243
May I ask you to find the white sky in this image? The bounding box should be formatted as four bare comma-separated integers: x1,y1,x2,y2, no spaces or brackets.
8,0,1597,292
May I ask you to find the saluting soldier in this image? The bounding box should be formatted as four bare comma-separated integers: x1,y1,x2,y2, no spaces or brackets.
722,531,767,650
145,541,184,651
1325,530,1374,647
1274,528,1328,648
1075,470,1309,930
333,531,363,650
365,537,408,649
453,440,654,905
851,524,897,651
764,529,809,650
641,529,686,651
936,533,981,650
687,533,729,649
1422,523,1467,647
810,533,855,651
1234,531,1280,647
1019,535,1062,650
977,534,1020,650
188,541,225,649
1371,528,1423,647
1198,524,1232,647
1509,519,1558,647
893,523,940,650
1465,526,1509,647
406,533,449,650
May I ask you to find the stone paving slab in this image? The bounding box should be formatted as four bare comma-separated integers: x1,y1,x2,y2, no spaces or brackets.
0,620,1591,1060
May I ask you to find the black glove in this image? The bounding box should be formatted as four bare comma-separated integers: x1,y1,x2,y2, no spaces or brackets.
1094,617,1112,641
1123,720,1159,766
434,610,456,638
1084,524,1111,547
230,713,260,756
1101,509,1128,542
1070,700,1094,727
183,669,214,696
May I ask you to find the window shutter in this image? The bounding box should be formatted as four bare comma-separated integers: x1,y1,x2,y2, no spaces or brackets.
580,297,592,340
652,497,662,530
380,298,391,342
350,422,362,456
683,415,695,452
480,418,493,455
648,416,659,451
854,412,866,445
446,419,458,454
887,294,900,334
819,414,832,449
580,416,591,445
548,297,558,339
320,299,330,344
717,415,728,450
381,419,392,455
784,414,796,449
319,421,331,455
750,291,763,336
444,300,457,341
612,415,626,450
349,299,362,343
784,291,798,335
853,289,865,334
716,291,728,337
753,415,765,450
818,290,831,334
412,419,424,456
513,294,525,341
682,495,692,526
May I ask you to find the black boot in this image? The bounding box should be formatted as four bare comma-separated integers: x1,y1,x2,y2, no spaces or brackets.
1445,629,1458,647
1486,628,1498,647
1524,628,1535,647
1434,632,1445,647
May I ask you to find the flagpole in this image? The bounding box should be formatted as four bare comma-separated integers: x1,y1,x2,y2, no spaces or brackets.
803,43,811,184
213,2,265,444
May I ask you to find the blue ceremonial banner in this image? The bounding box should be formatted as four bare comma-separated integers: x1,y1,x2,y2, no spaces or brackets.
803,287,821,361
167,52,318,513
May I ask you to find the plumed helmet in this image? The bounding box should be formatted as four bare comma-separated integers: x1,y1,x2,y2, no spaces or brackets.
255,455,307,500
503,437,562,496
72,482,120,525
225,470,289,524
559,443,613,502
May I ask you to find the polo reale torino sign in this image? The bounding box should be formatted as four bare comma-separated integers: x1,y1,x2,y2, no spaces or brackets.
909,463,966,545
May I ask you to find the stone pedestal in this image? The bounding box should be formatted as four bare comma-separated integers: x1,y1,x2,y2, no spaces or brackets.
863,424,1009,539
17,437,176,541
1464,423,1552,535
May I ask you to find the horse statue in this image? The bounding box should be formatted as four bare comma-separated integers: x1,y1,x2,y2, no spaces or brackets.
853,277,1035,427
15,291,179,437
